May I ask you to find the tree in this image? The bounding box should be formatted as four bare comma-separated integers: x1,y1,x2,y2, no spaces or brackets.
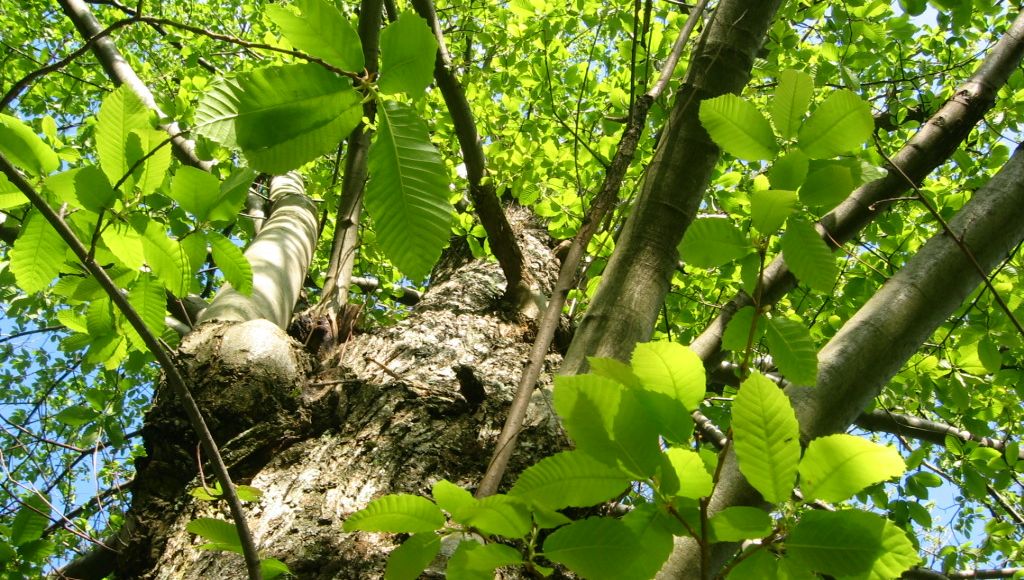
0,0,1022,578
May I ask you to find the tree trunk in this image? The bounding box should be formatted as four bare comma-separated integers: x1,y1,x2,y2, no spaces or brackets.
119,211,566,578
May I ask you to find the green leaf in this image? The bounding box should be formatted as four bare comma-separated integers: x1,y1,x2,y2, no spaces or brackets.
630,341,706,411
543,517,649,580
552,374,660,478
797,90,873,159
56,310,88,334
170,165,221,222
799,434,906,503
721,306,766,352
447,541,521,580
510,450,631,510
619,504,676,579
101,222,146,270
800,163,855,209
10,212,65,294
127,128,172,195
342,494,445,533
96,85,152,187
707,506,772,542
379,11,439,96
138,221,191,297
195,63,363,173
588,357,643,389
209,232,253,296
385,533,441,580
180,232,209,280
73,166,117,212
771,69,815,140
787,510,919,578
679,217,751,269
11,493,50,546
732,372,801,503
86,297,115,336
765,316,819,386
768,150,810,190
658,448,713,500
432,479,475,516
209,167,257,223
127,274,166,344
236,485,263,502
186,518,241,549
0,114,58,176
266,0,364,71
780,220,838,293
751,189,798,234
699,94,779,161
260,557,291,579
0,173,28,209
365,101,453,280
456,495,531,539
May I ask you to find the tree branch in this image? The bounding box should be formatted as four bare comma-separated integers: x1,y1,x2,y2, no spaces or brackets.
0,156,262,580
476,0,712,497
856,409,1024,460
410,0,528,299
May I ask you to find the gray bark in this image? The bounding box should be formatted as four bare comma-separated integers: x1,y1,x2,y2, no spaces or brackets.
121,212,564,578
561,0,784,374
660,147,1024,577
199,173,318,329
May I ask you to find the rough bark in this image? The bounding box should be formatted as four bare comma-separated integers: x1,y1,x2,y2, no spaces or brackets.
121,211,565,578
561,0,784,374
660,147,1024,577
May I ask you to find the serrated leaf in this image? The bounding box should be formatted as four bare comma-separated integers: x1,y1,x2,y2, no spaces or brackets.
456,495,531,539
385,533,441,580
619,504,675,579
11,494,50,546
552,374,660,478
679,217,751,269
379,11,439,96
101,222,146,270
630,342,706,411
768,150,810,190
510,450,631,510
86,297,115,337
699,94,779,161
266,0,363,71
543,517,649,580
797,90,873,159
195,64,362,173
342,494,444,533
180,232,209,279
186,518,241,549
97,85,151,187
0,114,59,176
781,220,838,293
787,511,919,578
139,220,192,297
56,310,88,334
209,167,257,223
447,541,521,580
708,507,772,542
432,479,475,516
10,212,65,294
73,165,117,212
587,357,643,388
209,231,253,295
169,165,222,222
765,316,819,386
799,434,906,503
0,173,28,209
721,306,766,352
732,372,801,503
772,69,815,139
751,189,798,234
658,448,713,500
800,163,854,209
365,101,453,280
127,274,166,344
127,128,171,195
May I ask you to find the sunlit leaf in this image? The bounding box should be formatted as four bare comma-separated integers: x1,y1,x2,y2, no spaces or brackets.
797,90,873,159
771,69,815,139
787,511,919,578
780,220,838,293
765,315,819,387
679,217,751,269
266,0,363,71
732,372,801,503
379,11,438,96
699,94,779,161
10,212,65,294
799,434,906,503
342,494,444,533
0,114,59,176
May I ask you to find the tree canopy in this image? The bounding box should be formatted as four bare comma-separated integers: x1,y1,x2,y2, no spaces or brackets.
1,0,1023,578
